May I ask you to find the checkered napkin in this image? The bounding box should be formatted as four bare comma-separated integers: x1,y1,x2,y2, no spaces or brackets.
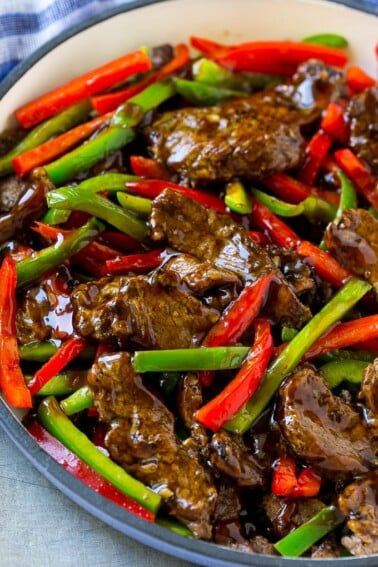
0,0,132,83
0,0,377,84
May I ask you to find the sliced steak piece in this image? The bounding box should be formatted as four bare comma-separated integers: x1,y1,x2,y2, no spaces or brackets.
145,61,346,186
89,351,217,538
146,100,304,185
209,430,266,488
72,273,218,349
149,189,311,328
324,209,378,293
346,86,378,175
360,358,378,431
277,366,378,478
263,493,325,539
0,169,53,244
177,372,207,447
16,266,75,344
160,253,241,296
338,473,378,556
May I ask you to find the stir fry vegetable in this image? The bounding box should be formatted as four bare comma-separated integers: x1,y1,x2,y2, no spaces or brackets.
0,30,377,559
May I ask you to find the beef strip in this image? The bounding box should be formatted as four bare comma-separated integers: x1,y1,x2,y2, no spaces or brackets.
263,493,325,539
276,365,378,478
346,86,378,175
176,372,208,447
209,430,266,488
360,358,378,432
324,209,378,293
89,351,217,538
0,169,53,244
149,189,311,328
16,265,75,344
159,253,241,296
71,272,218,349
145,61,346,185
338,472,378,556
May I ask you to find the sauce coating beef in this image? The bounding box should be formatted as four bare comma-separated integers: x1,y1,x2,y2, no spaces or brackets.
360,358,378,432
145,61,346,185
338,473,378,556
276,366,378,478
71,272,218,349
324,208,378,293
89,351,217,538
346,86,378,175
149,188,311,328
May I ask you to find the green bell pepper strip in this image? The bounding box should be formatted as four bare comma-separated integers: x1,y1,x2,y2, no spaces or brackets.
251,188,337,221
319,359,368,389
60,385,94,415
225,180,252,214
132,346,250,373
117,191,152,218
43,173,138,224
25,370,88,397
16,217,103,287
281,326,298,342
0,100,91,177
38,396,161,514
318,349,378,364
224,277,371,434
156,517,193,538
19,340,96,363
302,33,348,48
173,77,245,105
45,81,175,185
274,505,344,557
46,187,147,241
192,57,280,91
334,170,357,222
42,208,72,225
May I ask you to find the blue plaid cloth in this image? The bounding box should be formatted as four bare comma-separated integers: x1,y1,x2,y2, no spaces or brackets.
0,0,377,84
0,0,132,83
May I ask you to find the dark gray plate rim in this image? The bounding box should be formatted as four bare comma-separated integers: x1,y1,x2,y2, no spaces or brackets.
0,1,377,565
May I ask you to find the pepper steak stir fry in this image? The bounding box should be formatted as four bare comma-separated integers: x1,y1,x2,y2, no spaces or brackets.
0,35,378,558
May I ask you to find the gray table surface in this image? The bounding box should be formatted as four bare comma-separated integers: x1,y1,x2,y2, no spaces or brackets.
0,427,194,567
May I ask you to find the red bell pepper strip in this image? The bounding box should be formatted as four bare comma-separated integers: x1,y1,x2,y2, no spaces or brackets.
130,155,171,180
28,421,155,521
251,198,301,249
15,50,152,128
91,43,190,114
32,222,120,262
0,257,32,408
347,65,376,93
272,456,298,497
298,130,333,185
302,314,378,361
195,318,273,431
247,230,270,245
296,240,352,288
126,179,227,213
272,456,321,498
190,37,348,75
104,249,165,274
334,148,378,210
263,172,312,204
320,102,350,145
12,112,112,176
28,336,88,396
263,172,338,206
293,467,322,498
100,230,143,254
199,274,274,386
